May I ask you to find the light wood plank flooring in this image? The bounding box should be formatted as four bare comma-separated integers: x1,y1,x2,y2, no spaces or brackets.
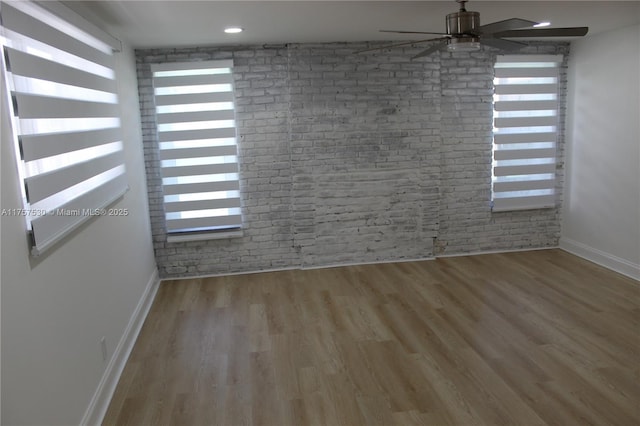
103,249,640,425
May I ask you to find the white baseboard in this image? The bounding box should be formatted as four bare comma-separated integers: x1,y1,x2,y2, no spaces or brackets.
301,255,436,271
80,268,160,426
560,238,640,281
436,245,557,259
162,265,299,281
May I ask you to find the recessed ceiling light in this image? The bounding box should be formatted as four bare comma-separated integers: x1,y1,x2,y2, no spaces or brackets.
224,27,243,34
534,22,551,28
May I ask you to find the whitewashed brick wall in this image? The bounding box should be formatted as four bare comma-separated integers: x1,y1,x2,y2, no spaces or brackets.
288,43,441,267
136,41,568,278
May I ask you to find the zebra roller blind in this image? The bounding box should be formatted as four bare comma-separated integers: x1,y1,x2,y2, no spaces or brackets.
151,60,242,239
0,1,127,256
492,54,562,212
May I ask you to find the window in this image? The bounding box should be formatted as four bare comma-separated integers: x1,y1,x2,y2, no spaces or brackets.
151,60,242,242
0,1,127,256
491,54,562,212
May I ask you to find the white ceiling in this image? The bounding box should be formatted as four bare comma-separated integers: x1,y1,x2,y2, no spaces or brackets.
69,1,640,49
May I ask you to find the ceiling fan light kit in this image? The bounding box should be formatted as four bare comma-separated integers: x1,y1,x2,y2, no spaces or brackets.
357,0,588,58
447,38,481,52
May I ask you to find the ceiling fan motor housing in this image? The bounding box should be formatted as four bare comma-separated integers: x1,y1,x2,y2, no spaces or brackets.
446,10,480,36
446,9,481,50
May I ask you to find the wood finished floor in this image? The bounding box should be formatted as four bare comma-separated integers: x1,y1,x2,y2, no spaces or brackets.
103,249,640,426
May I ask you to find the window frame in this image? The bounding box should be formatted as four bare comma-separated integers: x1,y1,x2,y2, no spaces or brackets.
0,0,127,256
150,59,243,243
491,54,563,212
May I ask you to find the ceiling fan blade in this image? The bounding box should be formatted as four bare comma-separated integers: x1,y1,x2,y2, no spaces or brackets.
380,29,449,36
354,37,449,54
494,27,589,38
480,38,526,51
411,41,448,60
479,18,538,35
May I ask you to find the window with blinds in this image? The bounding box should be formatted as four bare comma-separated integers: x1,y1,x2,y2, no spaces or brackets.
492,54,562,212
151,60,242,241
0,1,127,256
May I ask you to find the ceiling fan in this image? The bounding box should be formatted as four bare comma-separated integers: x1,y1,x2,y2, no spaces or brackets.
358,0,588,59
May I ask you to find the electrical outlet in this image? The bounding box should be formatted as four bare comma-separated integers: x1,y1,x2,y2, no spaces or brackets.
100,337,107,362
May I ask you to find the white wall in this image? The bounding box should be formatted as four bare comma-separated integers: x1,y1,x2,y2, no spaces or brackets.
1,32,158,426
563,24,640,279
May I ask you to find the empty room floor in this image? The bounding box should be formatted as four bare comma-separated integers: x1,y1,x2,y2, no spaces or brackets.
103,249,640,425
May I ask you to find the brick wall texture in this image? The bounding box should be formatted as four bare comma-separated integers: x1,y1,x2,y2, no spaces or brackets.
135,41,569,278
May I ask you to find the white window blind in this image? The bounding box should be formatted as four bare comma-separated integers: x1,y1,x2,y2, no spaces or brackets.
151,60,242,239
492,54,562,212
0,1,127,256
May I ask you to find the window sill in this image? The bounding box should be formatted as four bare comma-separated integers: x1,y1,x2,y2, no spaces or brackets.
167,229,243,243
